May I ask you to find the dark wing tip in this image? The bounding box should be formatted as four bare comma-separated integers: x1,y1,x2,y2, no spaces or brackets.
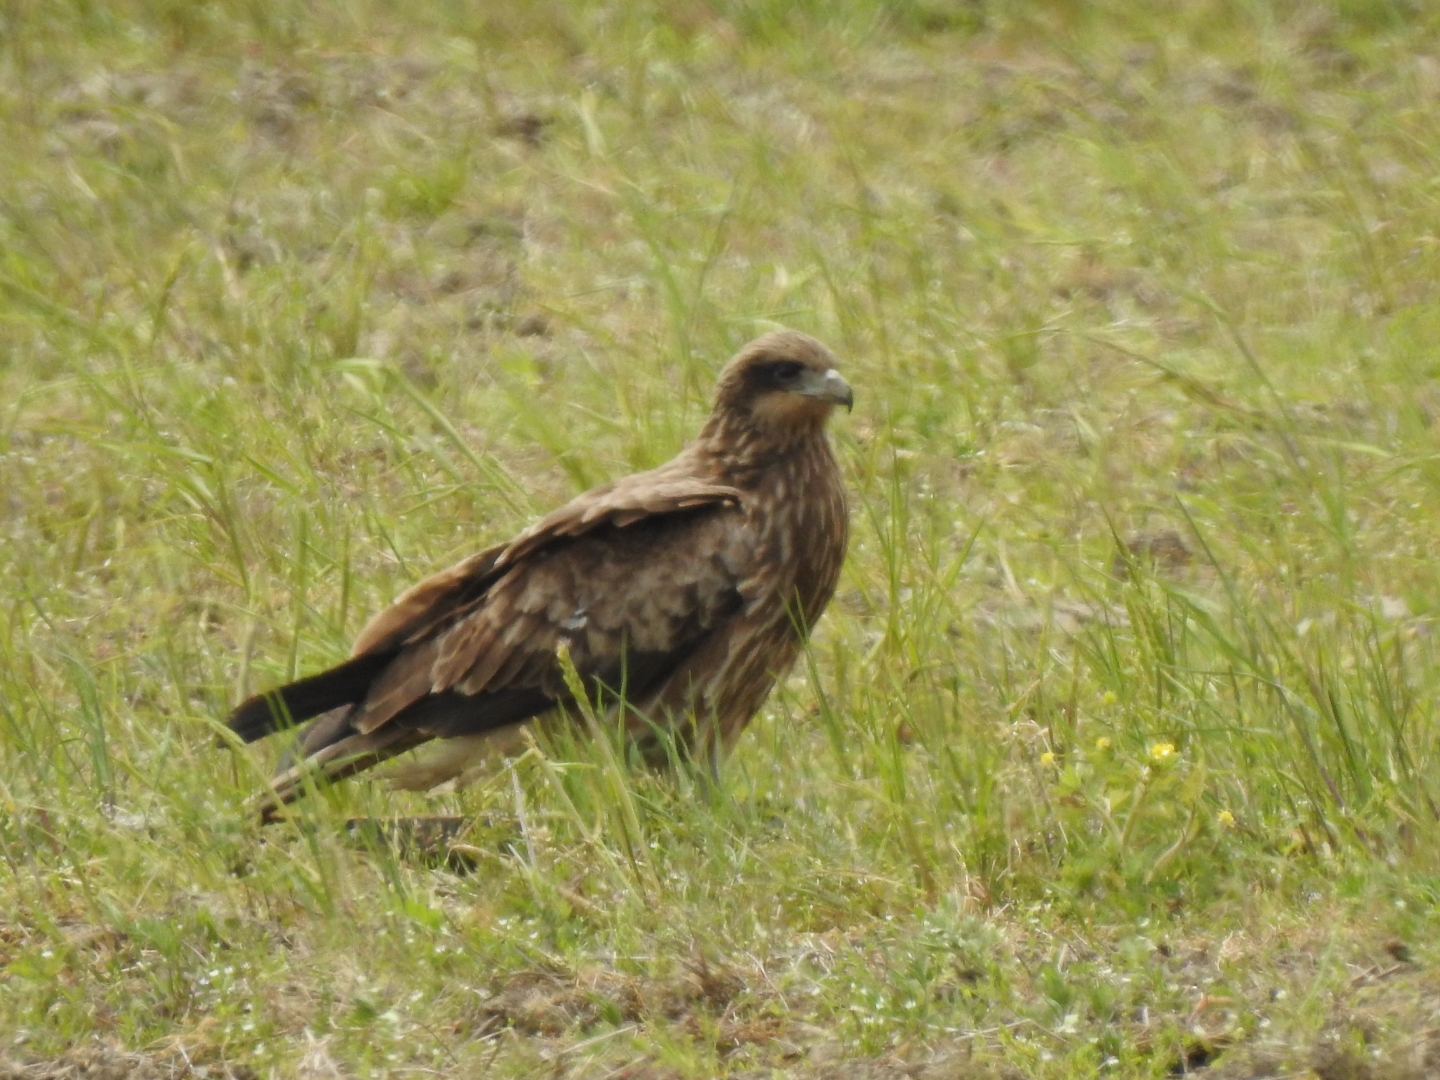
226,691,292,745
224,651,396,746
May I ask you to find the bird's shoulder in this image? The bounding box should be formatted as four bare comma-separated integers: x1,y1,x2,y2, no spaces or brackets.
497,453,744,568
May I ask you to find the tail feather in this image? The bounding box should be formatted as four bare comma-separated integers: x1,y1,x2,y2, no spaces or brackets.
227,651,395,743
254,725,428,822
247,685,558,821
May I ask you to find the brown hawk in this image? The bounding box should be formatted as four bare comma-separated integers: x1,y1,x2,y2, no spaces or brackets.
227,330,852,817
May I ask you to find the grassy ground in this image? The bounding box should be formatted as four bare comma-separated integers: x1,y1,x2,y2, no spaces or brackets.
5,0,1440,1076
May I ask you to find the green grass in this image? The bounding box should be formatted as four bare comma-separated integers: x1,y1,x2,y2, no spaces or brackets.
5,0,1440,1076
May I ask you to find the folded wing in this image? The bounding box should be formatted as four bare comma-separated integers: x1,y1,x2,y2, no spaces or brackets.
226,471,749,816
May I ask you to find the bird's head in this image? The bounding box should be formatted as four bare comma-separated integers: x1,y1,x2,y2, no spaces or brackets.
709,330,853,444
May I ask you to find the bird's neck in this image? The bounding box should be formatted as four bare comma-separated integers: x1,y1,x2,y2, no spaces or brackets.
692,413,834,487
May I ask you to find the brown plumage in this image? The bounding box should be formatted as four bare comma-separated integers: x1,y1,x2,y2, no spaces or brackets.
226,330,852,819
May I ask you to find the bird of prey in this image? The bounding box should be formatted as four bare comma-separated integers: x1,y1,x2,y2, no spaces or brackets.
226,330,852,819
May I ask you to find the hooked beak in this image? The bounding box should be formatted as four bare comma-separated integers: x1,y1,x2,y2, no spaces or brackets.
797,367,854,412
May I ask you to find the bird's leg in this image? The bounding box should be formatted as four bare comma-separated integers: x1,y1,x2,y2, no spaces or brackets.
682,721,726,806
705,732,723,787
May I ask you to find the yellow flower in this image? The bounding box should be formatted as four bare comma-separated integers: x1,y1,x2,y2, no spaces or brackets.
1149,742,1177,762
1040,751,1056,766
1101,691,1119,706
1094,737,1111,752
1217,809,1236,829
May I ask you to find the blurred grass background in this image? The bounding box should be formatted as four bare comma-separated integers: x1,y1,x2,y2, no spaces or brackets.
5,0,1440,1076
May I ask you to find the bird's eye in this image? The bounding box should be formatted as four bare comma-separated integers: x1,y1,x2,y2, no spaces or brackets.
771,360,804,382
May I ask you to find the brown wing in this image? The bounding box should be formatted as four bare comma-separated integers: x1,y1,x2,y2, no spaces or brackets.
348,493,751,736
348,468,743,657
497,471,744,567
228,469,748,813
